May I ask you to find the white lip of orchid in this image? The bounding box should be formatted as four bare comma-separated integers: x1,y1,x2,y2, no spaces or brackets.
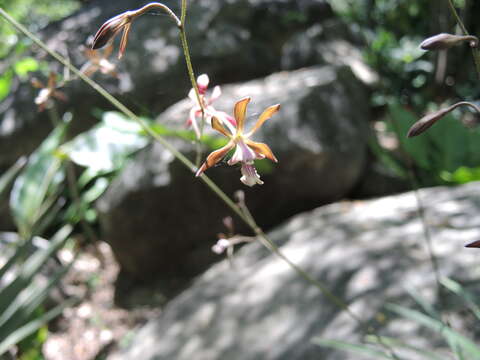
227,137,261,165
240,162,264,186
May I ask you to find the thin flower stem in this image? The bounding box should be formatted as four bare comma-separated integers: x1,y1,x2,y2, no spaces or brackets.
179,0,205,165
1,8,400,358
132,2,180,26
446,0,480,79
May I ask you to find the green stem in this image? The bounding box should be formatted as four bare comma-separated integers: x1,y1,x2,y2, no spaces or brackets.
0,9,400,358
179,0,205,165
446,0,480,79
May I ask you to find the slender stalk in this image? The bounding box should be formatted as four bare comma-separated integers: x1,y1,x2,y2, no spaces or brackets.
0,8,400,358
446,0,480,79
179,0,206,165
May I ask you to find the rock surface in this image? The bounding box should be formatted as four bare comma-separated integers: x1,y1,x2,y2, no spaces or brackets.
97,64,371,285
109,182,480,360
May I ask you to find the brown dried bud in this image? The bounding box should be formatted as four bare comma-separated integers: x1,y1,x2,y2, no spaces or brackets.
465,240,480,248
407,101,480,137
420,33,479,51
407,108,452,137
92,11,134,59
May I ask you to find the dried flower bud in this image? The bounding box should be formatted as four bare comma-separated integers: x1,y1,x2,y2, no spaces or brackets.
407,101,480,137
465,240,480,248
407,108,452,137
92,12,134,59
420,33,479,51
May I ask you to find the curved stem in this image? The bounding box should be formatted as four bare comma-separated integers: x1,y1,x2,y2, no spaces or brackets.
449,100,480,114
132,2,180,26
446,0,480,79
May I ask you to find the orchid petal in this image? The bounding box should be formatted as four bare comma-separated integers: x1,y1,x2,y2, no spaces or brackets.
188,107,201,139
228,140,257,165
240,163,264,186
197,74,209,90
246,104,280,137
118,22,132,59
234,97,250,133
212,116,232,138
210,86,222,102
245,140,278,162
196,141,235,176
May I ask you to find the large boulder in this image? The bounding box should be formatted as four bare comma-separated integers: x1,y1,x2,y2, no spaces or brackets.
109,181,480,360
97,64,371,288
1,0,346,169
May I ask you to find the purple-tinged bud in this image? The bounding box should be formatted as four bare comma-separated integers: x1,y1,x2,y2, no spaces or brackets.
92,12,134,59
407,108,452,137
420,33,479,51
407,101,480,137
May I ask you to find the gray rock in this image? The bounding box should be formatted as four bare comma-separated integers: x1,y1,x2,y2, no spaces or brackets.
109,182,480,360
97,65,370,286
0,0,343,169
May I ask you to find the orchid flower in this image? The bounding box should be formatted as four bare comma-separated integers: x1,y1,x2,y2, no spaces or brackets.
196,97,279,186
187,74,236,139
31,72,67,112
80,44,118,78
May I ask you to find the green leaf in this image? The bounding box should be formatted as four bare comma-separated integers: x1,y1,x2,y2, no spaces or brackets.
313,338,395,359
440,278,480,321
365,335,445,360
10,124,68,236
0,70,12,101
65,111,148,174
0,297,78,355
388,103,431,169
387,304,480,359
13,57,38,78
0,156,27,197
0,225,72,317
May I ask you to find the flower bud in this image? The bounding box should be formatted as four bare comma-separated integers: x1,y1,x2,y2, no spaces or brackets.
465,240,480,248
92,12,134,59
407,108,452,137
420,33,478,51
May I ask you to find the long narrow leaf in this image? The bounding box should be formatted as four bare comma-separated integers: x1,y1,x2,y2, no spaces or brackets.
0,225,72,315
365,335,446,360
440,278,480,320
387,304,480,359
0,297,77,355
312,338,395,359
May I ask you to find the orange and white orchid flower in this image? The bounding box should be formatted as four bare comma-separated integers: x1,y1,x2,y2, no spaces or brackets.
196,97,280,186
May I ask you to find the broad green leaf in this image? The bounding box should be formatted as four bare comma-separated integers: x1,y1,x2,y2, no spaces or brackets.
0,157,27,197
10,124,68,236
13,57,38,78
65,111,148,174
388,103,431,169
